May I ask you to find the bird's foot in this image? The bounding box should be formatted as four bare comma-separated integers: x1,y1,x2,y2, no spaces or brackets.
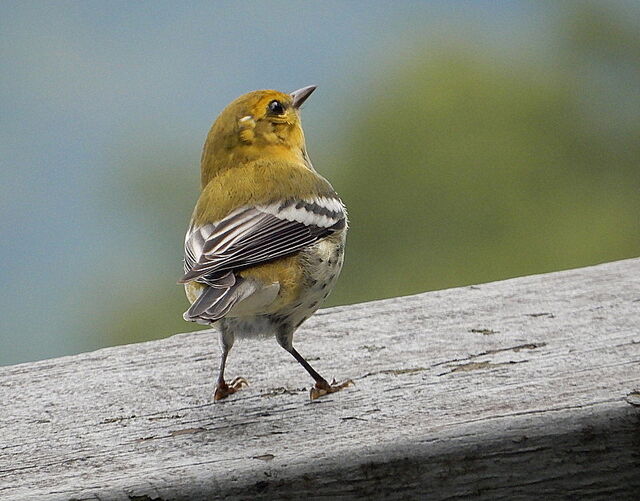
214,376,248,401
310,378,354,400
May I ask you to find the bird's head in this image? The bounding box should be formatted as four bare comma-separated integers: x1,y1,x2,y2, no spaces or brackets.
201,86,317,185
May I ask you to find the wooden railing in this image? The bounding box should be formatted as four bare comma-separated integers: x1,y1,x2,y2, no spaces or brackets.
1,258,639,500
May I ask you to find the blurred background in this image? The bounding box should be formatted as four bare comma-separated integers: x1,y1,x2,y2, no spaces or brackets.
1,1,639,366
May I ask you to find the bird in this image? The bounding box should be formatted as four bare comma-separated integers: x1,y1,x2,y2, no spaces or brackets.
179,85,352,401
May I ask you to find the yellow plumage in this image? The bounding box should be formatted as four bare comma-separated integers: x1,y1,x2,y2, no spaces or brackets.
181,86,351,401
193,159,335,225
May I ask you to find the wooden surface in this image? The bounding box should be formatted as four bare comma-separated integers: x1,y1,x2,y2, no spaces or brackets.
1,258,639,500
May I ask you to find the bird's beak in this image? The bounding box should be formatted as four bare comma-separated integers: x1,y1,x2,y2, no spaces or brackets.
290,85,317,109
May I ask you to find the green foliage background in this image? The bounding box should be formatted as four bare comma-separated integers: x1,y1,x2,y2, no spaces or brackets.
106,4,639,347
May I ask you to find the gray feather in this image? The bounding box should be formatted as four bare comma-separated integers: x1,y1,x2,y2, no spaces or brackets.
180,199,346,285
184,276,259,323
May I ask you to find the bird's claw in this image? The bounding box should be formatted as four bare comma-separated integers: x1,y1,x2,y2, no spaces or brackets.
310,378,354,400
214,376,249,401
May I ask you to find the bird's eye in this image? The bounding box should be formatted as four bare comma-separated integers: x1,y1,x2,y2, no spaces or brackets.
268,100,285,115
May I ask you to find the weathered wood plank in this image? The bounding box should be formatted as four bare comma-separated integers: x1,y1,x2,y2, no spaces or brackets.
1,258,639,500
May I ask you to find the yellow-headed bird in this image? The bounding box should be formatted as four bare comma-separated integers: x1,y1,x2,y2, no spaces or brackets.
179,86,351,400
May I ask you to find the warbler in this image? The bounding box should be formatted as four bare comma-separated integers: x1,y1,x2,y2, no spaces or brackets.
179,85,352,401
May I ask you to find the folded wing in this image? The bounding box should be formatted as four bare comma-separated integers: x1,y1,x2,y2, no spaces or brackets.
181,197,346,323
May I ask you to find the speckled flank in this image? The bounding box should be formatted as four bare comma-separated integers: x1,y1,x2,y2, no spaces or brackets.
281,231,346,331
219,230,346,340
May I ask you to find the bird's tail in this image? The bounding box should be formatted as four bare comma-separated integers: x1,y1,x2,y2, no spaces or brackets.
183,275,258,325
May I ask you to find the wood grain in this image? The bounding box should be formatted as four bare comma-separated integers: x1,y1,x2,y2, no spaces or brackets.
1,258,639,500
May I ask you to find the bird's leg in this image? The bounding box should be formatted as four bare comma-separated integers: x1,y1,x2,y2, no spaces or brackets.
288,346,353,400
276,329,352,400
214,328,248,401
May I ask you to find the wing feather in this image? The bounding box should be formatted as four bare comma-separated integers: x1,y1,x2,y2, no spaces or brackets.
181,197,346,323
180,197,346,284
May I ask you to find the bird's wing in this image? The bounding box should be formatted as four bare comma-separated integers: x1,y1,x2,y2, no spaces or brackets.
181,197,345,323
180,196,346,285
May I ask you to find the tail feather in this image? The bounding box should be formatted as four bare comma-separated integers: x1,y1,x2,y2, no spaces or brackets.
183,276,259,324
